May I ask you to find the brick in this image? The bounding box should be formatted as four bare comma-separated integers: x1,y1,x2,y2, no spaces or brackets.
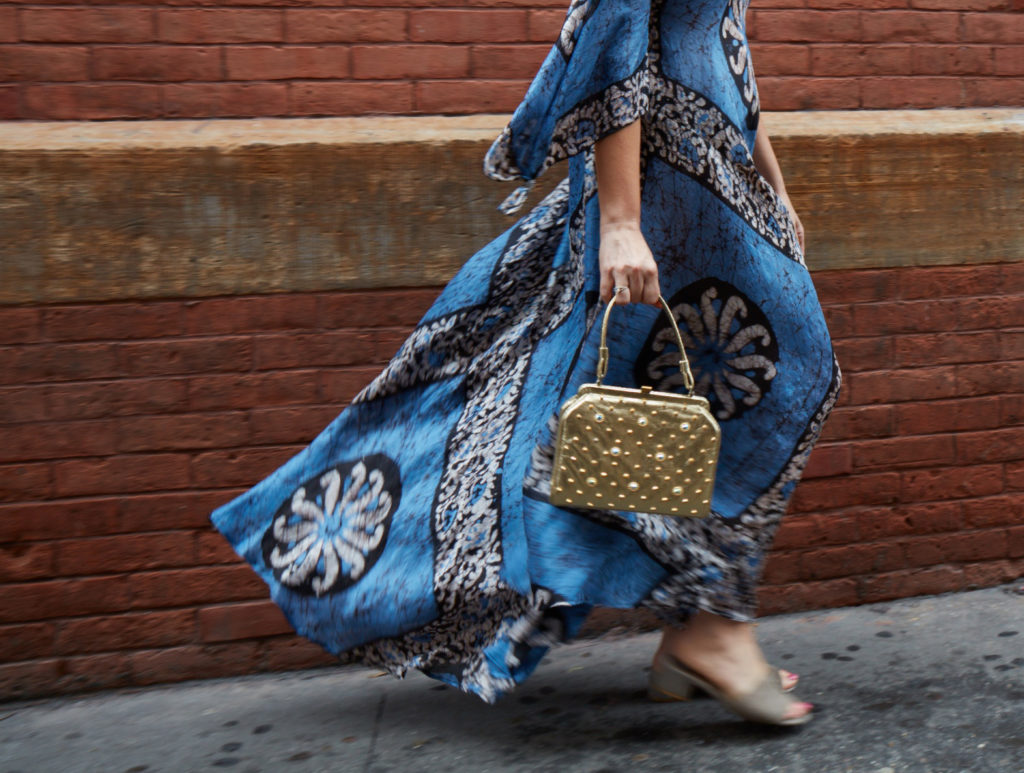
410,9,527,43
964,559,1019,590
0,622,55,662
958,296,1024,330
0,660,60,701
756,76,857,110
249,406,340,445
197,530,241,564
191,447,297,488
1000,394,1024,425
892,331,1000,368
861,11,960,42
415,79,530,113
318,367,378,404
0,386,50,424
55,652,133,694
910,0,1014,8
55,610,197,656
0,342,119,385
374,328,411,362
0,498,120,542
789,472,900,513
1011,526,1024,557
0,308,40,346
856,566,964,603
956,362,1024,396
851,435,955,470
1000,330,1024,359
752,10,863,43
859,76,963,108
47,378,188,421
117,337,251,378
851,298,960,336
802,444,852,478
158,9,283,44
0,420,117,463
911,45,994,75
183,295,317,336
896,264,1007,300
831,336,892,372
813,269,902,305
253,331,374,370
316,289,438,329
894,398,1002,435
527,9,565,41
54,453,191,497
962,494,1024,528
0,85,16,120
41,302,182,342
261,637,335,671
286,10,407,44
56,532,197,576
92,46,222,82
760,552,803,585
994,46,1024,75
164,83,289,118
962,77,1024,106
130,642,263,686
769,516,819,551
848,366,958,405
130,566,265,610
810,44,912,76
290,81,413,115
0,577,131,624
820,405,893,441
0,542,55,582
1009,461,1024,490
352,44,469,80
225,45,349,81
0,462,52,503
199,601,293,643
0,8,15,43
955,426,1024,463
116,412,249,453
756,578,859,616
900,464,1003,503
962,13,1024,43
23,83,162,120
821,304,853,337
948,530,1010,561
0,45,89,83
469,44,551,79
801,543,905,580
22,9,155,43
119,489,243,533
188,371,320,412
857,502,961,540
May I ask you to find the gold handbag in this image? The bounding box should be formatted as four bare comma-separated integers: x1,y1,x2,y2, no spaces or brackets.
550,294,721,518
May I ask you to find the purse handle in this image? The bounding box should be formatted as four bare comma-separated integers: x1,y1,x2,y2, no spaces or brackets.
596,289,696,394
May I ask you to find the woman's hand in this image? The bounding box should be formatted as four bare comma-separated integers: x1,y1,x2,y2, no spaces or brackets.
599,221,661,305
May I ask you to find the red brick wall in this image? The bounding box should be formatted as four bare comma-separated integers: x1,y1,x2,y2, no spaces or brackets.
1,262,1023,699
0,1,1021,121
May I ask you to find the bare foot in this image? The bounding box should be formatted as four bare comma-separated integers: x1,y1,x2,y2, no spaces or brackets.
656,611,812,722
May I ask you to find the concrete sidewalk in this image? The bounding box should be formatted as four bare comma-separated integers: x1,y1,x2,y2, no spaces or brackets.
2,585,1022,773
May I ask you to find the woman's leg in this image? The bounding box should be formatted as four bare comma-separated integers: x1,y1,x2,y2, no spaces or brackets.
656,611,812,721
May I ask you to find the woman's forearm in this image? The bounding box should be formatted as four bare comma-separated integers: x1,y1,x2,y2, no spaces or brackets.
752,129,788,198
594,120,642,230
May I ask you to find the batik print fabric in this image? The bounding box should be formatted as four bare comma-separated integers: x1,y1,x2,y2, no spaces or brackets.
211,0,842,703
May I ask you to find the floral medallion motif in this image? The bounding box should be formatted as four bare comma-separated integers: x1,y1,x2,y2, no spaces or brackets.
262,455,401,597
635,278,779,421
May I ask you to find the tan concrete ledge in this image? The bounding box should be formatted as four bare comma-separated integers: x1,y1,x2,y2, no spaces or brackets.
1,109,1021,305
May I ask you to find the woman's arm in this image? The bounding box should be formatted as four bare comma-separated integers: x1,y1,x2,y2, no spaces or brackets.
593,121,661,305
752,129,805,253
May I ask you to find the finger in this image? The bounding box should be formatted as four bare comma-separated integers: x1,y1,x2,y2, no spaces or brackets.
611,269,631,305
642,270,661,306
631,268,646,308
600,267,611,303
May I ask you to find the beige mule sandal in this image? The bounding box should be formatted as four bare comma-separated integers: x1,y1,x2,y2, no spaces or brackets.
647,652,814,727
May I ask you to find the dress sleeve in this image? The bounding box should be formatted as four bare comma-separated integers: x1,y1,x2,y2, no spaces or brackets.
483,0,652,213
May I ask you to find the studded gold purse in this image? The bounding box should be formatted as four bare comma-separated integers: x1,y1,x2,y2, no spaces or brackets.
549,294,721,518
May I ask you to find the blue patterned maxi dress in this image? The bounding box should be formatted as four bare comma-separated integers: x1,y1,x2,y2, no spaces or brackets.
211,0,842,702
